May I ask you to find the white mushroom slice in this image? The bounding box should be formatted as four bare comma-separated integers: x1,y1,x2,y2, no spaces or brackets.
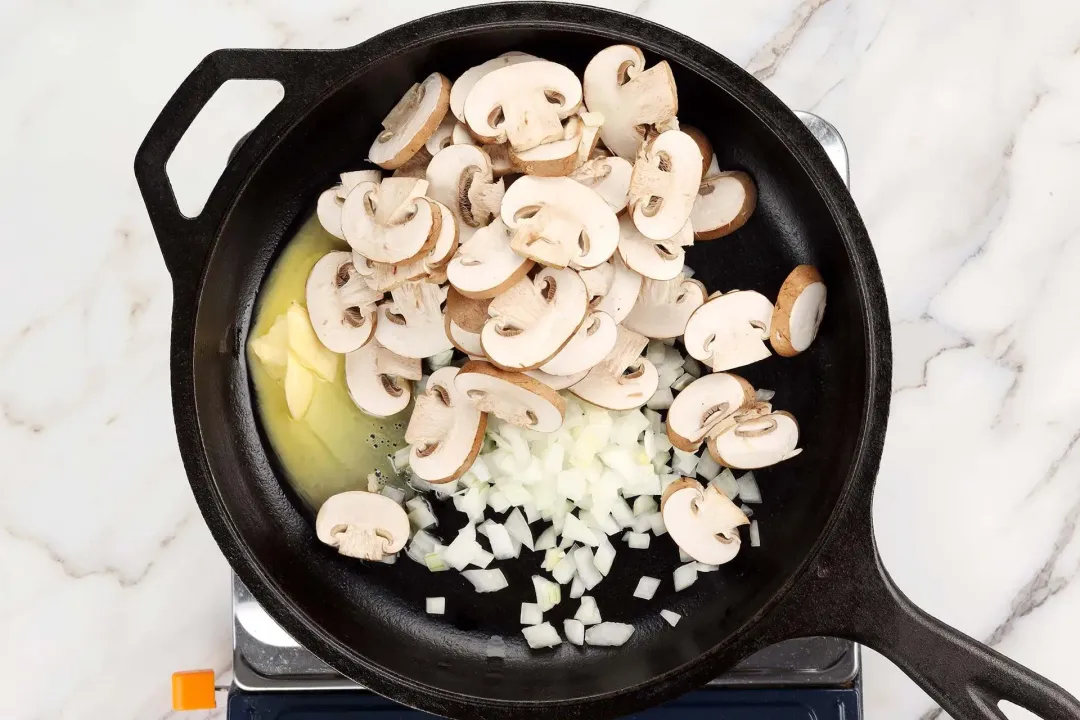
447,218,534,299
316,491,411,561
374,281,453,359
341,180,440,264
569,326,658,410
449,53,541,123
628,130,703,241
317,189,346,239
463,60,583,152
426,145,505,241
660,479,747,566
569,156,633,214
368,72,451,169
509,115,583,177
501,176,619,269
575,111,605,168
444,288,490,357
524,368,588,391
666,373,755,452
579,263,614,306
457,361,566,433
595,256,642,322
391,147,433,179
345,341,420,417
425,113,459,156
452,122,477,146
406,366,487,483
681,126,714,178
616,215,691,281
338,170,383,198
481,267,588,371
771,265,826,357
622,274,706,339
306,251,381,353
367,199,459,292
540,311,617,377
683,290,774,371
707,411,801,469
691,171,757,240
583,45,678,160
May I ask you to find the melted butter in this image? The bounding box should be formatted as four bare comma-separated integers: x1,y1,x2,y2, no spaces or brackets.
247,213,408,510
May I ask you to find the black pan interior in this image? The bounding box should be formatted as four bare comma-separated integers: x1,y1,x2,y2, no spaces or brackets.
192,26,867,702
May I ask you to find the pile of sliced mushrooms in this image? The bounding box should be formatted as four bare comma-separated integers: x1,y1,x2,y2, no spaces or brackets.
301,46,827,650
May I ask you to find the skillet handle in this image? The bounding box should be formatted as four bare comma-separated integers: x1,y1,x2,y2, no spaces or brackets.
771,498,1080,719
133,48,340,290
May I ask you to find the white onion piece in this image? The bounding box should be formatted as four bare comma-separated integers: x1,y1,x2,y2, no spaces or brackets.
694,562,719,573
634,576,661,600
750,519,761,547
520,602,543,625
661,610,681,627
610,497,635,528
505,508,535,550
409,530,438,556
679,548,693,563
695,451,722,482
488,491,511,514
631,513,653,534
523,501,541,524
542,549,565,572
426,597,446,615
646,386,674,411
462,569,509,593
427,348,454,371
563,513,600,546
672,448,699,476
392,446,411,472
594,535,616,576
673,563,698,592
632,496,657,516
574,596,602,626
711,468,740,500
737,473,762,504
381,485,406,505
682,356,702,377
380,553,398,564
553,552,578,584
646,340,667,366
649,512,667,537
471,546,495,568
487,523,517,560
522,622,562,649
585,622,635,647
424,552,448,572
643,407,663,434
569,576,586,599
486,635,506,658
681,264,695,279
740,504,754,518
658,364,682,389
533,575,562,611
443,524,481,571
573,546,604,589
755,388,775,402
564,618,585,646
624,532,651,549
535,526,557,551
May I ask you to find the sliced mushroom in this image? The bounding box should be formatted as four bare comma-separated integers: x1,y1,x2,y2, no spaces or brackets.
317,188,346,239
524,367,588,391
449,53,541,123
368,73,451,170
374,281,453,359
628,130,703,241
306,251,381,353
666,373,755,452
480,266,588,371
426,144,505,242
622,273,706,339
707,411,801,469
364,200,459,293
446,218,534,299
680,125,714,178
345,340,420,417
583,45,678,160
575,111,605,167
569,156,633,214
316,490,411,561
595,255,642,323
500,175,619,269
425,113,459,156
660,479,748,565
509,115,583,177
691,171,757,240
391,147,433,179
770,265,826,357
338,169,383,198
456,360,566,432
444,288,490,356
569,325,658,410
406,366,487,483
616,215,691,281
578,262,614,306
463,60,583,152
683,290,774,371
341,179,440,264
539,310,617,377
484,143,515,178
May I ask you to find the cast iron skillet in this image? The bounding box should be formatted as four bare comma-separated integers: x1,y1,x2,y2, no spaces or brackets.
134,4,1080,719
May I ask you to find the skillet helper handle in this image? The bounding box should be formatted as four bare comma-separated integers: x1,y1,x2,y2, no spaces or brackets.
134,48,338,288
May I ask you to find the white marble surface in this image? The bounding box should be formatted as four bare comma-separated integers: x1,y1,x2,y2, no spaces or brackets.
2,0,1079,718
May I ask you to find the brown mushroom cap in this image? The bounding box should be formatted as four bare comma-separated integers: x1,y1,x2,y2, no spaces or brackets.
368,73,451,170
691,171,757,241
770,265,826,357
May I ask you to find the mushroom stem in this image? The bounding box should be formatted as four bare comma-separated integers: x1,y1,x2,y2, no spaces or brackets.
388,281,447,326
488,275,555,328
333,525,394,561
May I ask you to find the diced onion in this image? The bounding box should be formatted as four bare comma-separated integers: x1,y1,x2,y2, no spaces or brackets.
633,576,660,600
646,386,674,411
563,513,600,546
711,468,739,499
573,546,604,590
631,513,653,534
427,349,454,371
694,562,719,573
380,553,398,564
740,503,754,518
755,388,775,402
522,622,562,649
462,569,508,593
673,563,698,592
672,448,699,475
542,548,564,572
408,506,438,531
553,552,578,584
520,602,543,625
424,552,448,572
391,446,412,473
471,545,495,568
660,610,681,627
649,512,667,537
488,490,511,514
624,532,651,549
632,496,657,516
737,473,762,504
487,523,517,560
679,548,693,563
695,451,722,482
610,497,635,528
682,356,702,377
569,576,586,599
564,619,585,646
380,485,406,505
750,519,761,547
646,340,667,366
593,536,617,576
442,524,481,571
585,622,635,646
426,597,445,615
505,508,535,550
574,596,602,626
535,526,557,551
486,635,506,658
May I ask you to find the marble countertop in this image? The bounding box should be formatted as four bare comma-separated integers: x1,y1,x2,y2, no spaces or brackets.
3,1,1079,718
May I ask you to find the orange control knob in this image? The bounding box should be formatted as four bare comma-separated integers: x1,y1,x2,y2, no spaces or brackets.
172,669,217,711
